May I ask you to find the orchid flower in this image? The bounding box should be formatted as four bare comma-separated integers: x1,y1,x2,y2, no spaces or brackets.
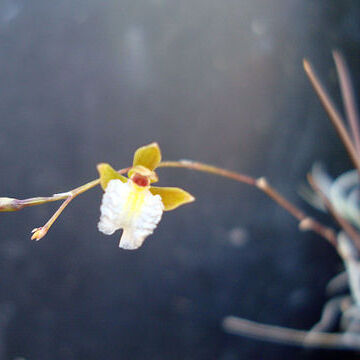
97,143,194,249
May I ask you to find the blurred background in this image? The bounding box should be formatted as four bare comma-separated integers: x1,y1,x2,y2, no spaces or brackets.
0,0,359,359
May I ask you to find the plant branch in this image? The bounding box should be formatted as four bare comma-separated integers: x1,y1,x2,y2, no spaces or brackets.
1,159,339,246
20,168,130,240
303,59,360,174
31,195,74,240
332,50,360,157
223,316,360,350
158,160,337,246
308,174,360,251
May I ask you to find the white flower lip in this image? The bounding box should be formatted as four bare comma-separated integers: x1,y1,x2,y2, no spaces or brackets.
98,179,164,250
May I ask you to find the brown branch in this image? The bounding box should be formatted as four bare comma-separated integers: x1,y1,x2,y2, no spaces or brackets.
28,167,130,240
159,161,337,247
158,160,256,185
303,59,360,174
308,174,360,251
255,178,337,248
223,316,360,350
333,50,360,158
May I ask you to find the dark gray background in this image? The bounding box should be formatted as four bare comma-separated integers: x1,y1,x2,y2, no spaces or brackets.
0,0,359,359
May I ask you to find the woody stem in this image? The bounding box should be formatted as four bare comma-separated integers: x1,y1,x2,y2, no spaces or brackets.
223,316,360,350
303,59,360,175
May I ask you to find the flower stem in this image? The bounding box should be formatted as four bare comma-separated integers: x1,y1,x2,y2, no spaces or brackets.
158,160,337,247
27,168,129,240
158,160,255,185
31,196,74,240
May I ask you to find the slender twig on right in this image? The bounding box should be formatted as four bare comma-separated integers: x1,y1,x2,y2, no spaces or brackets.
333,50,360,158
159,160,337,247
303,59,360,174
223,316,360,350
29,167,130,240
308,174,360,251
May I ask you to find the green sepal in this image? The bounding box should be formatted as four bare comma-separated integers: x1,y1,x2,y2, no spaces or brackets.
133,143,161,171
97,163,127,191
150,186,195,211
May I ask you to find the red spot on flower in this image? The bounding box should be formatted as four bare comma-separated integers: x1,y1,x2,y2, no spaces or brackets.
132,173,149,187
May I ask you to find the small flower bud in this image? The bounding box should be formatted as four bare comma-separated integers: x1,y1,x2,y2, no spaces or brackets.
31,227,47,241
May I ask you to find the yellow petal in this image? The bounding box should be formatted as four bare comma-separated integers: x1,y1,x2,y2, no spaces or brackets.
133,143,161,171
97,163,127,191
150,186,195,211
